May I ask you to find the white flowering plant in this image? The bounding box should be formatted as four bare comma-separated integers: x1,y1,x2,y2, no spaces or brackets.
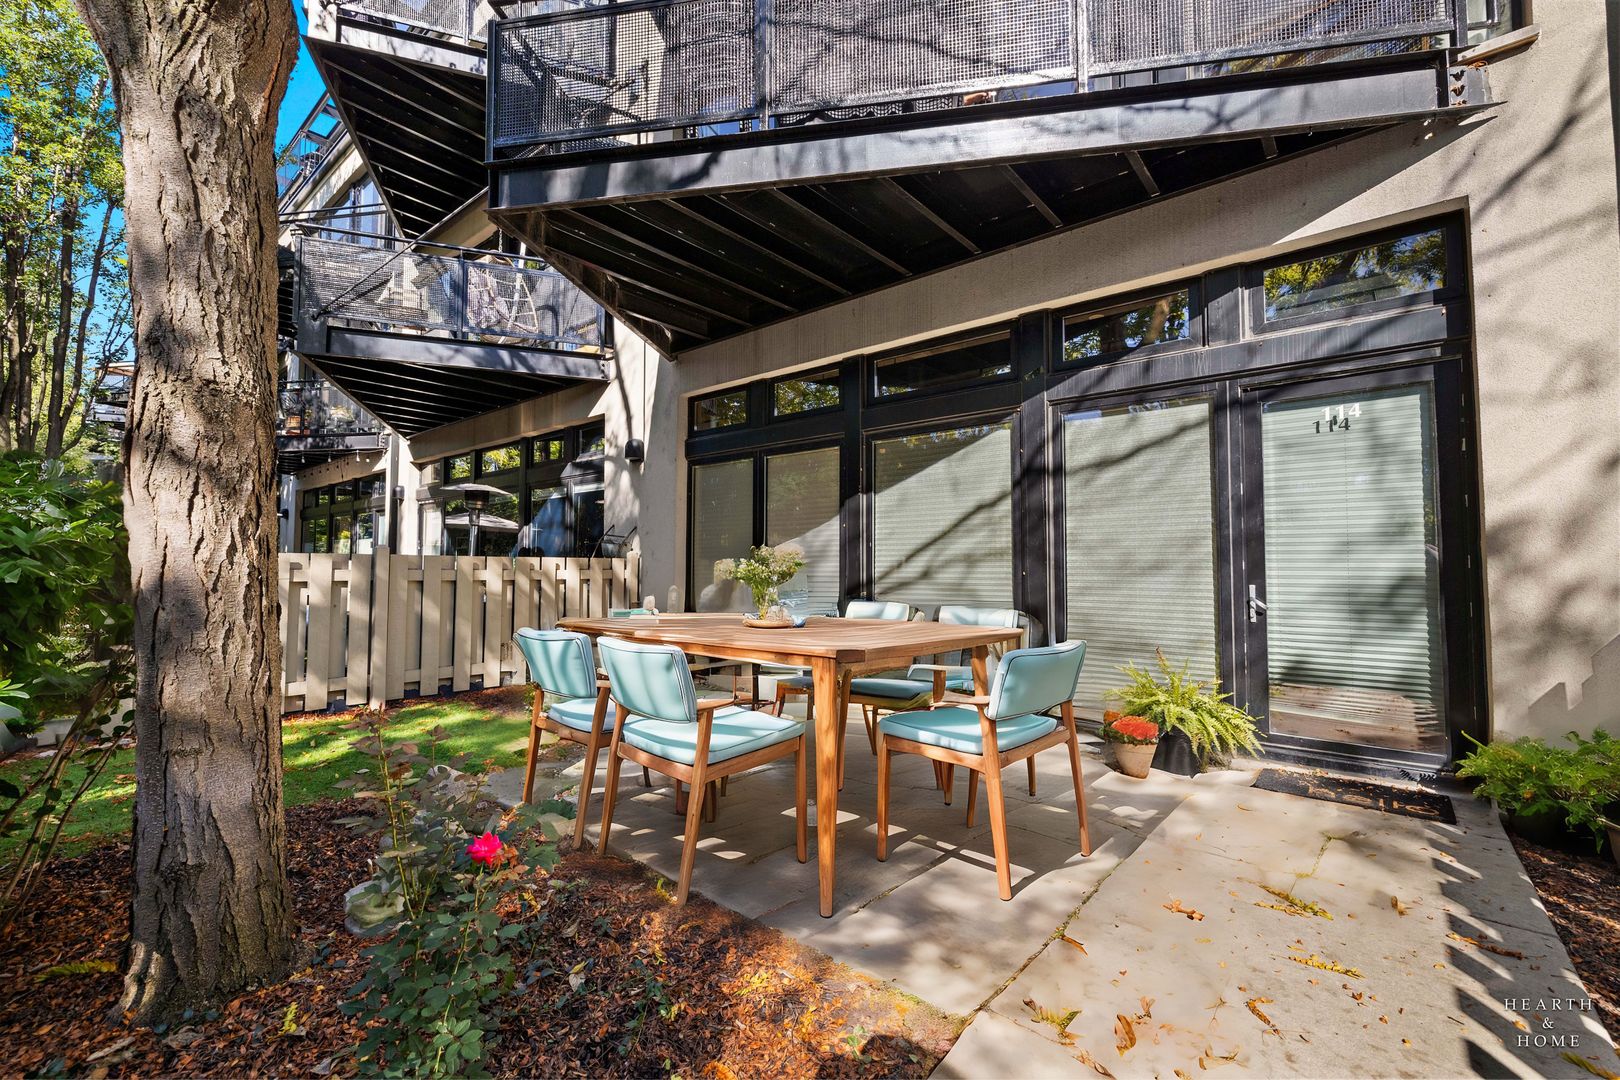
716,544,806,617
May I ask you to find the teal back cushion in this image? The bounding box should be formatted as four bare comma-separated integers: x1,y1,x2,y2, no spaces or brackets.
988,640,1087,720
514,628,596,700
597,637,697,724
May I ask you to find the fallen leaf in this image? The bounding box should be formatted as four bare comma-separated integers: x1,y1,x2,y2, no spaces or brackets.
1446,931,1526,960
1390,896,1408,916
1060,935,1088,955
86,1037,135,1063
1139,996,1155,1019
1164,899,1205,921
1074,1046,1117,1078
1562,1053,1620,1080
1287,954,1362,979
1246,997,1279,1035
1114,1013,1138,1056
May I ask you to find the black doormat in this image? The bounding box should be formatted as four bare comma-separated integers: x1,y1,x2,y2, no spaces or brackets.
1253,768,1457,824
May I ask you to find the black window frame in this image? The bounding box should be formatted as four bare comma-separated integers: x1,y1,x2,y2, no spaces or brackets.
769,366,842,420
690,388,751,432
1245,223,1464,335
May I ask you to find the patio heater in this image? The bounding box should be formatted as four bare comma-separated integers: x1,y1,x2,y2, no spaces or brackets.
446,482,509,556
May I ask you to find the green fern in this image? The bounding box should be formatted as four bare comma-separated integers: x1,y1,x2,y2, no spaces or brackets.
1108,650,1262,762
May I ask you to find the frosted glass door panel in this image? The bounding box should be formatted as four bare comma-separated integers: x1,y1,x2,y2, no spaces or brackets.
690,458,754,611
1258,384,1446,754
1063,400,1219,716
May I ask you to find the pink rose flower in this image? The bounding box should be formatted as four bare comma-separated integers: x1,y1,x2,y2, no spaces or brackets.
466,831,503,866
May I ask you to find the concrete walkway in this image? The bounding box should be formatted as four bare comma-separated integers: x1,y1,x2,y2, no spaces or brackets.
489,717,1617,1078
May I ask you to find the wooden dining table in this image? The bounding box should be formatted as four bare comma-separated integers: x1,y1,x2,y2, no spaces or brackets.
558,612,1024,917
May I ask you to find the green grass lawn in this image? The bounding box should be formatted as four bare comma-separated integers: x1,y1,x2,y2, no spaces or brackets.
0,689,537,864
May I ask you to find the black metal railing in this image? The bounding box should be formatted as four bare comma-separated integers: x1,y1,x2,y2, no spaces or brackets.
489,0,1465,153
277,96,345,204
278,379,383,438
291,227,610,352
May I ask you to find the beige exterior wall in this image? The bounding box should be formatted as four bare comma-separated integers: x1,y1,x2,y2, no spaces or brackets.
617,1,1619,745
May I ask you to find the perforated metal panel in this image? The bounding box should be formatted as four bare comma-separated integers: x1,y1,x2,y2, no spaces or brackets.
346,0,478,39
1086,0,1454,75
769,0,1076,113
298,235,606,349
492,0,755,148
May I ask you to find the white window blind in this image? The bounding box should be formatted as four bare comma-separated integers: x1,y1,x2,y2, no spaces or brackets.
766,447,841,612
1063,400,1218,715
873,422,1013,611
690,459,754,606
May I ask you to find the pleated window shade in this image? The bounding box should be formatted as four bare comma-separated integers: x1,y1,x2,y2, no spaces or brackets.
765,447,842,611
872,422,1014,611
1063,400,1219,715
690,458,754,602
1259,384,1445,750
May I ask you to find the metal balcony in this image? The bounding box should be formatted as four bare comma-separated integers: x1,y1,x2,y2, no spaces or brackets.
277,95,345,209
277,378,390,472
485,0,1492,354
282,228,613,435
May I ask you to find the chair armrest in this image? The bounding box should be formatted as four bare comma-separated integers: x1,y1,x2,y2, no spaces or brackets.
935,693,990,708
906,663,962,673
595,679,612,690
695,695,738,714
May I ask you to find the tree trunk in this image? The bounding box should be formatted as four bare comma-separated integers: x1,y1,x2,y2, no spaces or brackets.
71,0,298,1022
44,185,80,459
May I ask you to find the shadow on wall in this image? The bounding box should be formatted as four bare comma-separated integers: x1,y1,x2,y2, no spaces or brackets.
1524,632,1620,741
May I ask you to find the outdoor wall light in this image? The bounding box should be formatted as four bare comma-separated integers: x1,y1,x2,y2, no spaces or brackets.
625,437,646,464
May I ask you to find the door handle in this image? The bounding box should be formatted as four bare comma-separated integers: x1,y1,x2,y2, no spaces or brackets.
1248,584,1268,623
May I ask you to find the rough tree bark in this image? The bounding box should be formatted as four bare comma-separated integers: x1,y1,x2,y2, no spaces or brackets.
70,0,299,1021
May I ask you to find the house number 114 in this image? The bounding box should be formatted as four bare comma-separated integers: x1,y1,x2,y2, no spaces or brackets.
1315,402,1361,433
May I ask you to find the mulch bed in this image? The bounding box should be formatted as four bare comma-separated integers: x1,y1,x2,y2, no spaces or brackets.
1512,836,1620,1043
0,801,958,1078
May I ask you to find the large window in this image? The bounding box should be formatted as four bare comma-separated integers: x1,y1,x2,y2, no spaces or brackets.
299,479,377,555
765,447,841,611
689,458,755,608
433,421,608,556
1062,400,1218,716
872,422,1013,610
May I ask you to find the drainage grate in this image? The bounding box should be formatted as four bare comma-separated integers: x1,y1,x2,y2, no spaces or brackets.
1252,768,1456,823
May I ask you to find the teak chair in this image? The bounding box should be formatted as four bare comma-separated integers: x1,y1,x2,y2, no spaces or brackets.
513,627,612,848
908,605,1030,801
595,636,808,905
876,639,1091,901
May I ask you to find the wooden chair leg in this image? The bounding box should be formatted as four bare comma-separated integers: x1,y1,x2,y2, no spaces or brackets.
676,760,709,905
774,684,789,717
522,720,541,805
674,780,688,816
574,727,604,848
965,768,979,827
1027,755,1037,797
703,780,718,823
596,720,627,856
942,763,955,806
863,706,878,755
982,759,1014,901
875,733,891,861
1066,723,1092,857
795,741,808,863
641,765,652,788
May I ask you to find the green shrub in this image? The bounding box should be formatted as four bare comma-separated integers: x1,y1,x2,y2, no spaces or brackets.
1109,650,1262,763
1456,730,1620,847
336,712,572,1078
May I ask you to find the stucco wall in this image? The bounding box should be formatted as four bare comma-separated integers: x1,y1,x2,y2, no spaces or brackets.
631,0,1620,744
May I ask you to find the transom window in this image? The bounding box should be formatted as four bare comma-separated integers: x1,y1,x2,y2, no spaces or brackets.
874,332,1012,398
1062,288,1191,368
772,369,840,417
1260,227,1447,325
692,390,749,431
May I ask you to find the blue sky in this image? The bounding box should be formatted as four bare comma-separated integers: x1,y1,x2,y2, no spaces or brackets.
276,7,328,148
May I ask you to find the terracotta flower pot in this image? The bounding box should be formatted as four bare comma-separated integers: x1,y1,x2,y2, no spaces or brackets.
1110,741,1157,779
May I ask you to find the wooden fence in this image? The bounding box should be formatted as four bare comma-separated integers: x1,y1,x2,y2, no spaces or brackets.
278,549,642,715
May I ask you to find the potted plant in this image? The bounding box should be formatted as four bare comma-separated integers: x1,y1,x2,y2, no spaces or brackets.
1109,650,1262,776
1456,730,1620,851
715,544,806,627
1102,712,1159,779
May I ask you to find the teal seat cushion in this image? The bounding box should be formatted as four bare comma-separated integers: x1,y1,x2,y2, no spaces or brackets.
849,677,932,704
621,707,804,765
945,674,975,692
879,706,1058,755
548,696,611,732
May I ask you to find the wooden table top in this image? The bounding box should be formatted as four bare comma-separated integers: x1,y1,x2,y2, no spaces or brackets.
558,613,1021,666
